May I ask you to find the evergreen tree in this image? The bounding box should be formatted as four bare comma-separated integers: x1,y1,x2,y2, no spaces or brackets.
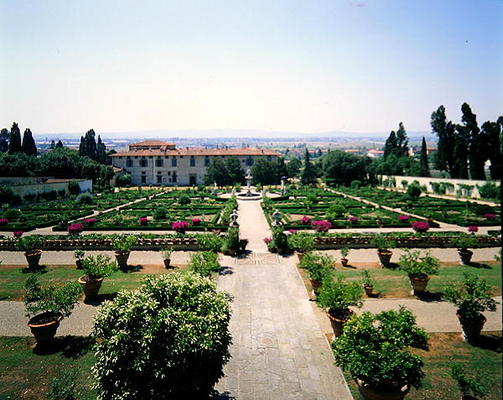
286,158,302,178
431,105,456,176
395,122,409,157
460,103,485,180
225,156,245,184
56,140,64,148
79,129,97,160
273,157,287,180
453,125,469,179
301,148,317,185
21,128,37,156
204,157,228,186
481,120,501,180
96,135,107,164
419,137,430,177
50,140,55,149
8,123,22,154
0,128,9,152
383,131,397,159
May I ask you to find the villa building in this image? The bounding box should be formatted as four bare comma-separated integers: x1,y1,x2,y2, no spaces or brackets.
110,140,280,186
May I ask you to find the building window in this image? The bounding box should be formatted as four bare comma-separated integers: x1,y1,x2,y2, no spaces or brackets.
126,158,133,167
157,175,162,183
172,171,177,183
155,158,163,167
140,158,148,167
141,175,146,184
190,156,196,167
172,157,177,167
205,156,210,166
246,157,253,166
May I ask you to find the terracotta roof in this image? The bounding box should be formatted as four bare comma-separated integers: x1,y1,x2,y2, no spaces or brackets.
111,148,281,157
367,150,384,154
131,140,175,146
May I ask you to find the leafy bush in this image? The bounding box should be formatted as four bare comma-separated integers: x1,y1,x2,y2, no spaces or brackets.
68,180,81,195
112,235,138,252
287,232,315,252
369,235,396,251
116,174,132,187
450,363,488,398
82,255,117,280
178,194,191,205
24,275,81,320
311,220,332,232
453,235,478,251
444,273,498,321
317,275,363,317
411,221,430,233
361,270,374,286
197,234,223,252
68,223,84,235
477,182,500,199
92,273,232,399
16,235,42,252
75,192,94,204
272,226,289,252
332,307,428,391
326,204,347,220
398,250,440,278
189,251,220,277
154,207,168,220
171,221,189,233
3,208,21,219
306,192,318,204
406,184,422,198
350,180,362,188
299,252,334,282
48,368,80,400
221,226,240,254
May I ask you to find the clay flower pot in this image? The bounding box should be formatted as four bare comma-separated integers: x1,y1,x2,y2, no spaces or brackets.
377,250,393,267
363,284,374,297
355,379,410,400
328,309,353,337
78,276,104,299
25,250,42,269
409,275,430,295
115,250,130,269
458,249,473,265
28,312,61,347
457,312,486,341
340,258,349,267
163,258,171,269
310,279,322,296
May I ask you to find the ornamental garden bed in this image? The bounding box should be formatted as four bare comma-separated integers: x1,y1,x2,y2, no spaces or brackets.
335,186,501,227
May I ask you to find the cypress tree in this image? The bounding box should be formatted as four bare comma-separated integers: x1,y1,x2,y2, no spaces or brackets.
481,120,501,180
0,128,9,152
56,140,64,148
419,137,430,177
301,148,317,185
8,123,22,154
460,103,485,180
96,135,107,164
395,122,409,157
431,106,456,177
383,131,397,160
21,128,37,156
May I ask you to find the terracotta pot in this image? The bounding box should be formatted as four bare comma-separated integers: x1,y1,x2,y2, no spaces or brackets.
457,312,486,340
355,379,410,400
377,250,393,267
458,249,473,265
115,250,130,269
364,284,374,296
310,279,322,296
28,312,61,347
409,275,430,295
75,259,83,270
328,310,353,337
78,276,103,299
341,258,349,267
163,258,171,268
25,250,42,269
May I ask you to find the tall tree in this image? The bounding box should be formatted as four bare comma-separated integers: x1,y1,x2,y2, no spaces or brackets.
286,158,302,178
395,122,409,157
251,157,277,185
301,148,317,185
55,140,64,148
0,128,9,152
458,103,485,180
383,131,397,160
419,137,430,177
431,105,456,176
452,125,469,179
79,129,97,160
322,150,369,186
96,135,107,164
225,156,245,184
8,123,22,154
204,157,228,186
21,128,37,156
480,120,501,180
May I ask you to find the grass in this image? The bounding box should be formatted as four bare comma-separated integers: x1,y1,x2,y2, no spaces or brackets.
0,263,186,301
343,332,502,400
299,260,501,299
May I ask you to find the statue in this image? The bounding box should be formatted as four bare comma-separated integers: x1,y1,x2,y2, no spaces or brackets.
272,209,282,226
280,176,286,196
245,168,253,197
230,209,239,226
231,187,236,196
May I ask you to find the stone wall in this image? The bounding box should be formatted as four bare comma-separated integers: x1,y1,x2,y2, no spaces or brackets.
4,178,92,198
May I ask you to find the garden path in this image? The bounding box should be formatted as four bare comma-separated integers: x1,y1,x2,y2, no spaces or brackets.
215,199,352,399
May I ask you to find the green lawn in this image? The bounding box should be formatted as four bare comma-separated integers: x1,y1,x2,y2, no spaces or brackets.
343,332,502,400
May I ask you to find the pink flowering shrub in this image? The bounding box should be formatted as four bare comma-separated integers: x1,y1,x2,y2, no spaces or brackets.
311,220,332,233
398,215,410,222
171,221,189,233
263,237,272,244
411,221,430,233
13,231,23,238
0,218,8,226
84,218,97,226
349,216,359,223
68,223,84,235
300,216,311,225
191,218,201,226
139,217,148,225
467,225,479,233
484,213,496,220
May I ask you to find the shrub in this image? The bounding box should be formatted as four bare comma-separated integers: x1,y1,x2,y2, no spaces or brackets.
221,227,239,254
398,215,410,222
477,182,499,199
197,234,223,252
467,225,478,233
83,218,97,226
13,230,23,238
3,208,21,219
92,273,232,399
317,275,363,317
350,180,362,188
361,270,374,286
326,204,347,220
178,194,191,205
75,192,94,204
311,220,332,233
68,223,84,235
272,226,289,252
299,252,334,282
484,213,496,220
112,235,138,252
191,218,201,226
138,216,148,225
450,363,488,398
453,235,478,251
406,184,422,198
306,193,318,204
16,236,42,252
0,185,15,204
0,218,8,226
82,255,118,280
300,216,312,225
189,251,220,276
116,174,132,187
68,180,81,195
154,207,168,220
287,232,315,252
348,216,359,223
411,221,430,233
171,221,189,234
369,235,396,251
398,250,440,278
332,307,428,391
48,368,80,400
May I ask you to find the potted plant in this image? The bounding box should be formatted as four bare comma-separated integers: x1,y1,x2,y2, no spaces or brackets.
17,236,43,269
112,235,138,269
398,250,440,295
361,270,375,296
299,252,334,297
161,248,173,268
450,363,488,400
74,249,85,269
287,232,315,256
444,273,498,341
340,247,350,267
24,275,81,347
370,235,396,267
317,275,363,336
78,254,117,300
454,236,478,265
272,226,289,255
188,251,221,278
332,307,428,400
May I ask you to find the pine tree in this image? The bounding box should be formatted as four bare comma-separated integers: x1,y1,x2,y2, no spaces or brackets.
96,135,107,164
383,131,397,160
301,148,317,185
79,129,97,160
21,128,37,156
56,140,64,148
460,103,485,180
419,137,430,177
8,123,22,154
0,128,9,152
431,105,456,176
395,122,409,157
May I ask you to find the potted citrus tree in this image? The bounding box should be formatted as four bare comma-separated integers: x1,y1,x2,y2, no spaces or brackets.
112,235,138,269
340,247,350,267
78,254,117,300
24,275,81,348
299,252,334,297
332,307,428,400
317,274,363,336
450,363,488,400
17,236,43,269
444,273,498,341
361,270,375,296
370,235,396,267
161,248,173,268
74,249,85,269
454,236,478,265
398,250,440,295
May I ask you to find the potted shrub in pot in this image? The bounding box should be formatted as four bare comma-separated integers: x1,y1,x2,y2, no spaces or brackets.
287,232,315,257
74,249,85,270
450,363,488,400
112,235,138,269
370,235,396,267
317,275,363,336
444,273,498,341
24,275,81,348
161,248,173,268
361,270,375,296
17,236,43,269
398,250,440,295
340,247,350,267
78,254,118,300
454,236,478,265
299,252,334,297
332,307,428,400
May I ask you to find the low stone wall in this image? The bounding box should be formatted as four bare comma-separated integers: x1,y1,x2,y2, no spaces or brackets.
5,179,92,198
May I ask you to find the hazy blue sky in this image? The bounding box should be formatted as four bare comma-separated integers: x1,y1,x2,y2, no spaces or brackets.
0,0,501,135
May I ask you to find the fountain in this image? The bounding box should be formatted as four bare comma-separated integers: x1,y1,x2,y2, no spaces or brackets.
236,169,261,199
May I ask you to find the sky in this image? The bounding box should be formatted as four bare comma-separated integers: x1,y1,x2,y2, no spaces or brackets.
0,0,502,136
